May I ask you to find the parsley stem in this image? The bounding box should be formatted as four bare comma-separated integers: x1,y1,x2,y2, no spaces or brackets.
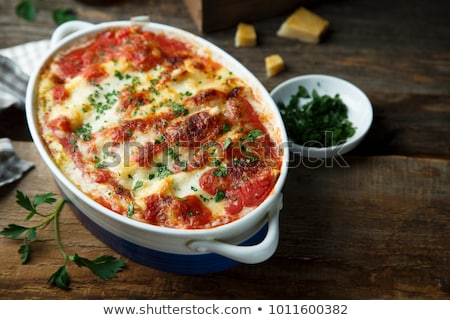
52,199,68,260
35,205,61,230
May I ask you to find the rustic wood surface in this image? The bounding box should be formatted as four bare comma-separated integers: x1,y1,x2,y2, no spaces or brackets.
0,0,449,299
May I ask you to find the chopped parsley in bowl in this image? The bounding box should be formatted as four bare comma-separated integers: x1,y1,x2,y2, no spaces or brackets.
271,74,373,159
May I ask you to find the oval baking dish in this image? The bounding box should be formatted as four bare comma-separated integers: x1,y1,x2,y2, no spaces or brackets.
26,18,289,274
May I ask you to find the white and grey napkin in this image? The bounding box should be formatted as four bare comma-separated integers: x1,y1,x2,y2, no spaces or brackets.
0,55,29,111
0,138,34,187
0,39,50,187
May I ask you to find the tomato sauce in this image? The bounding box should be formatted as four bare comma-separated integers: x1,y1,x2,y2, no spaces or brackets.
52,85,69,104
199,163,276,215
55,27,193,82
144,194,212,229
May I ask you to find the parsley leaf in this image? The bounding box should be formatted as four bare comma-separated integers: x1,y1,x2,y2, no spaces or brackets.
26,227,37,241
16,190,57,220
221,123,231,132
48,265,71,290
180,160,187,171
223,137,232,150
1,224,36,264
169,101,189,117
18,241,30,264
127,202,134,217
156,163,173,179
0,224,30,240
213,166,228,177
16,1,36,21
52,8,77,26
15,190,35,213
246,129,263,142
33,192,58,207
70,254,127,281
214,189,226,202
132,180,143,190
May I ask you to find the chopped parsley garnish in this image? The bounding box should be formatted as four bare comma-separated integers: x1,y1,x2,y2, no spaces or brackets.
105,90,119,105
69,139,77,153
149,86,159,95
93,155,107,168
180,160,187,171
199,141,217,151
74,123,92,141
167,147,180,161
127,202,134,217
277,85,356,147
223,137,232,150
154,133,166,145
132,180,143,190
156,163,173,179
114,70,124,80
221,123,231,132
212,165,228,177
168,101,189,117
214,189,226,202
246,129,263,142
87,88,117,118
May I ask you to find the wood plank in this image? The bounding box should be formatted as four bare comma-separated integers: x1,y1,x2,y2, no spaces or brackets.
0,142,448,299
183,0,308,32
350,93,450,156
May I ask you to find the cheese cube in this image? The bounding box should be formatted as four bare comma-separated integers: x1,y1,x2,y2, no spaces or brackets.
277,7,329,44
265,54,285,77
235,23,257,47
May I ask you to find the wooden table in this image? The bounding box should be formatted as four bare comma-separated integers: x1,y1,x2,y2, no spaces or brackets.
0,0,449,299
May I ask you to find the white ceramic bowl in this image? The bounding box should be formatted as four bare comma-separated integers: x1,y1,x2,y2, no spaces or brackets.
26,18,289,274
271,74,373,159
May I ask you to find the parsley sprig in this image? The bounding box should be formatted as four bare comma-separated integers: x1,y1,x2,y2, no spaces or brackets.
0,190,126,290
16,1,76,25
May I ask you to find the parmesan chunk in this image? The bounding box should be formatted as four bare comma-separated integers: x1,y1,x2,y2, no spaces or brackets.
277,7,329,44
265,54,285,77
234,23,257,47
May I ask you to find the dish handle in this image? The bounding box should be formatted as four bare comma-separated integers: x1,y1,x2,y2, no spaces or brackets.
50,20,95,49
187,194,282,264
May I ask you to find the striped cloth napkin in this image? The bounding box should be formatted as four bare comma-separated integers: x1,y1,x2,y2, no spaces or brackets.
0,39,50,186
0,39,50,109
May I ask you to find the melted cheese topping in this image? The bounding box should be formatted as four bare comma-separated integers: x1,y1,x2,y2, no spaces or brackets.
37,26,283,229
